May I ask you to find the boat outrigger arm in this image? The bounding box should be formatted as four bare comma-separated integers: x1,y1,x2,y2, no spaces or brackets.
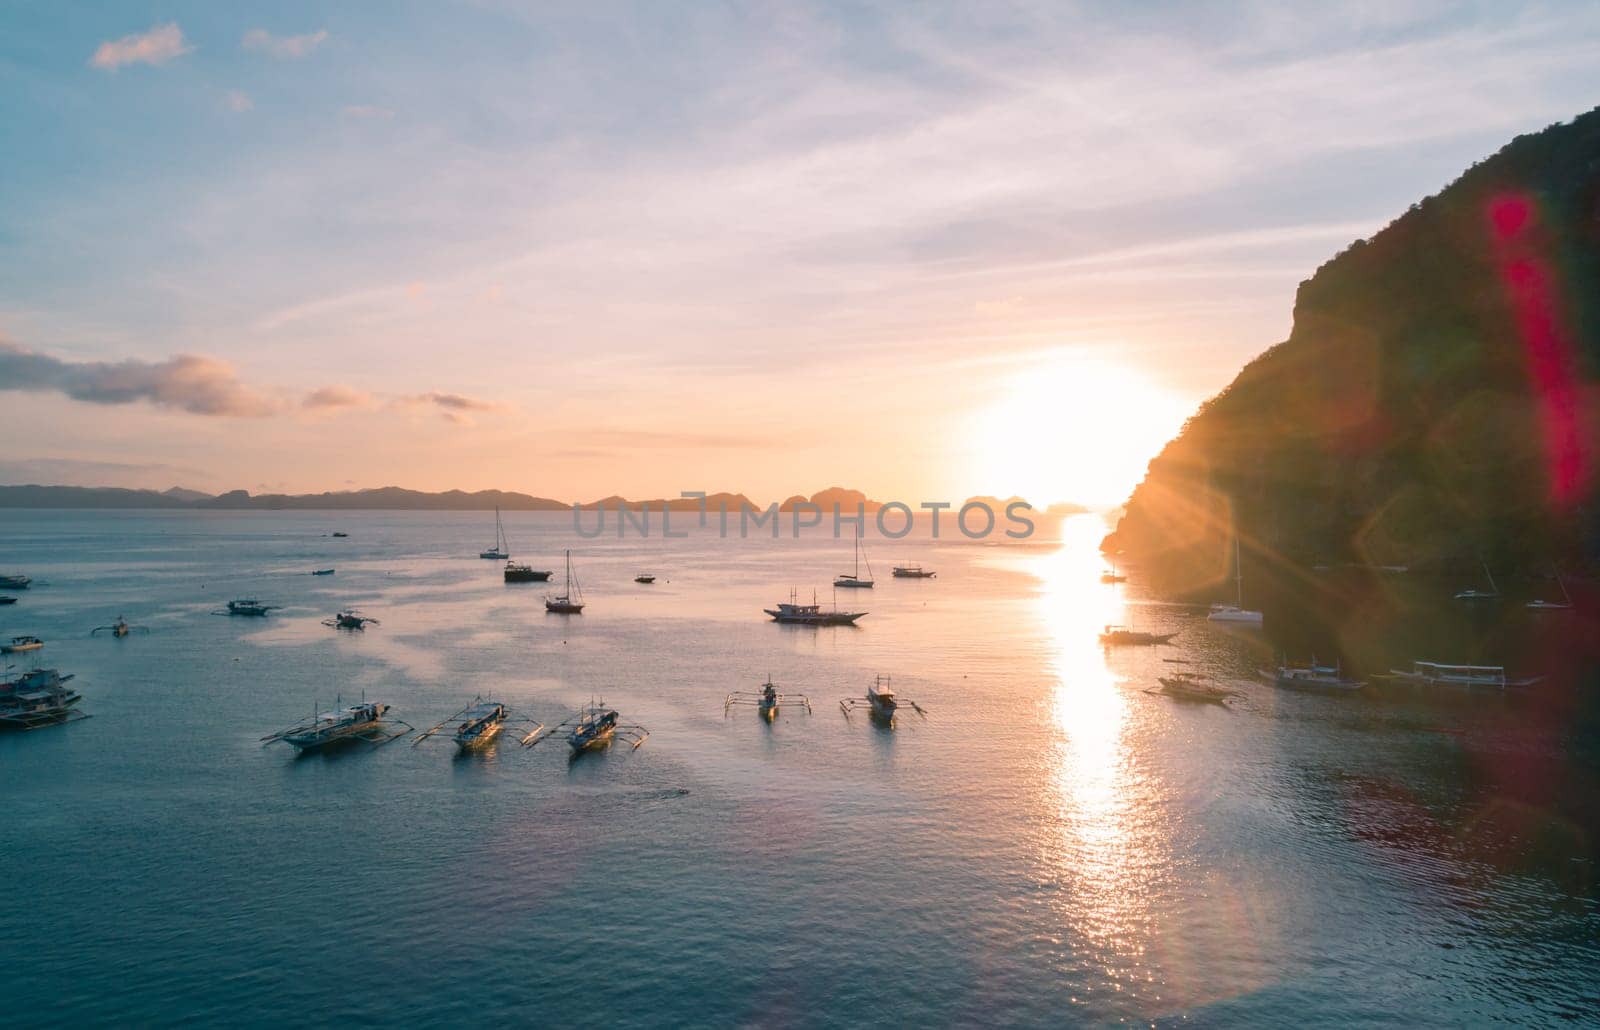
724,684,812,715
839,696,926,719
410,699,545,747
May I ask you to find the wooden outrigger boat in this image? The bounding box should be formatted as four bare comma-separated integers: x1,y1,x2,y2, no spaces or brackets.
1148,673,1237,706
0,669,88,729
91,616,149,638
525,700,648,754
1099,624,1176,646
1,635,44,654
634,573,656,584
0,574,31,590
261,697,411,752
765,588,865,626
216,599,279,617
311,568,335,576
323,609,379,630
1378,661,1543,691
412,697,544,752
725,679,811,721
891,564,936,579
1265,656,1364,692
840,675,924,724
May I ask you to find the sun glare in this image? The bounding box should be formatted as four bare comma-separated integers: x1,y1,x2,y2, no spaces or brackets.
968,355,1191,508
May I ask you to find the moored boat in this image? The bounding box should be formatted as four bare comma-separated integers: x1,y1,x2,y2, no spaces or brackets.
544,550,585,613
891,563,936,579
1268,657,1364,691
0,669,86,729
526,700,648,754
479,507,510,559
311,568,335,576
764,589,865,626
840,674,924,723
261,699,410,751
634,573,656,584
0,574,31,590
1099,624,1176,646
1,635,43,654
413,697,544,752
725,679,811,721
1151,673,1235,706
1207,539,1263,625
1382,661,1542,690
504,561,552,583
835,532,874,589
218,599,279,617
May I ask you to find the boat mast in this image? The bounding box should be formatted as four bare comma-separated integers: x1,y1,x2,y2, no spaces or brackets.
1235,537,1244,606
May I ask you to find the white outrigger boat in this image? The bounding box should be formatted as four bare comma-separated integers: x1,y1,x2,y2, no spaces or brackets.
412,697,544,752
526,700,648,754
480,506,510,560
1,635,43,654
1381,661,1543,691
0,669,88,729
765,588,865,626
261,697,411,752
840,675,924,724
725,679,811,721
1266,656,1364,691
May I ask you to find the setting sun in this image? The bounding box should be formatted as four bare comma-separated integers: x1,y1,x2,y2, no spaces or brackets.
967,354,1192,508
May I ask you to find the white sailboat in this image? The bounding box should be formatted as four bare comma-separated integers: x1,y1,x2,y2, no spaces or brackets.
1452,561,1499,603
479,507,509,560
1207,538,1263,626
544,550,585,614
834,529,874,589
1526,567,1573,611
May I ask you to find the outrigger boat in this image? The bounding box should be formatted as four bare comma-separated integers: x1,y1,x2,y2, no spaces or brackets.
331,531,349,538
505,561,552,583
1380,661,1543,690
261,697,411,752
91,616,149,638
0,668,88,729
0,574,31,590
840,675,924,724
311,568,335,576
1266,656,1364,691
725,678,811,721
0,596,16,605
216,599,279,617
544,550,585,613
412,697,544,752
1149,673,1236,706
1099,624,1176,646
835,531,875,589
891,563,936,579
2,635,43,654
765,588,866,626
634,573,656,584
526,700,648,754
323,610,379,630
479,507,510,560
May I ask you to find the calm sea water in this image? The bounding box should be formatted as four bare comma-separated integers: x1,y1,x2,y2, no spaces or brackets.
1,510,1596,1027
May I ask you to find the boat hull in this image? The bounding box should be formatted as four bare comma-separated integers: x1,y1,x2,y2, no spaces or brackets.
545,601,585,614
505,569,552,582
456,720,505,751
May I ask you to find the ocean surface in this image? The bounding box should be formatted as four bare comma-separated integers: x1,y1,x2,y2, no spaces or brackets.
1,509,1597,1027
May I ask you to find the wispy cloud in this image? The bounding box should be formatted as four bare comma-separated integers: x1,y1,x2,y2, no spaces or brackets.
302,384,373,410
393,392,500,424
241,28,328,59
90,22,192,70
0,339,277,416
223,90,254,113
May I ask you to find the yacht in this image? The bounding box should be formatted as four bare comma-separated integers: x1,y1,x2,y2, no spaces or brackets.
835,532,874,589
1452,562,1500,603
479,507,510,560
544,551,585,613
1526,569,1574,611
1207,539,1263,626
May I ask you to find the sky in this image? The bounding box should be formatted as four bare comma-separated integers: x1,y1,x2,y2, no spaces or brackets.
2,2,1599,506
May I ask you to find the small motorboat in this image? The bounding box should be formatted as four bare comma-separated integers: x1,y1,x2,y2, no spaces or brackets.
505,562,552,583
311,568,335,576
840,675,924,724
1099,624,1176,646
725,679,811,721
0,669,87,729
0,574,31,590
1150,673,1236,706
331,531,349,538
323,610,379,630
91,616,149,639
217,599,279,617
634,574,656,584
413,697,544,752
1,635,44,654
261,698,410,752
892,564,936,579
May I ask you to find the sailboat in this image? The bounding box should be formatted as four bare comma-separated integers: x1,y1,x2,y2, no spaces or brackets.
834,529,874,589
479,507,509,560
1207,538,1263,626
545,550,585,614
1527,567,1574,611
1452,561,1500,603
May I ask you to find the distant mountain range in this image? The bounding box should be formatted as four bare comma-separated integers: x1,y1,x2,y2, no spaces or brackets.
0,483,1091,515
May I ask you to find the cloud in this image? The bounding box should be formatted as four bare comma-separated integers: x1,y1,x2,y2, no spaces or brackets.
342,105,395,119
241,28,328,59
90,22,192,70
392,391,501,425
0,340,279,416
224,90,254,113
302,384,373,410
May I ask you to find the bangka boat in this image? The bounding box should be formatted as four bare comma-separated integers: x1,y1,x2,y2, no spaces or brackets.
1381,661,1543,690
0,669,87,729
1267,657,1364,691
1453,562,1501,603
544,550,585,613
526,700,648,754
311,568,335,576
0,574,31,590
261,698,411,751
634,573,656,584
479,507,510,560
1,636,43,654
217,599,279,617
91,616,148,638
331,531,349,538
764,588,866,626
504,561,552,583
840,674,924,724
835,531,875,589
1526,568,1574,611
323,610,379,630
892,564,936,579
0,597,15,606
412,697,544,752
1207,539,1263,625
1099,624,1176,646
725,679,811,721
1150,673,1236,706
